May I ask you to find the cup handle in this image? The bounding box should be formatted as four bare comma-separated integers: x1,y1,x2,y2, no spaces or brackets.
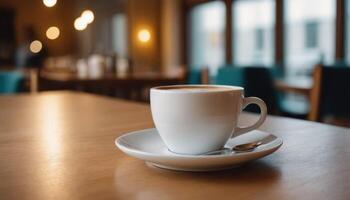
232,97,267,137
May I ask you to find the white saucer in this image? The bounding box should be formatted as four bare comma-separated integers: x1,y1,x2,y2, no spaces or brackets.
115,128,282,172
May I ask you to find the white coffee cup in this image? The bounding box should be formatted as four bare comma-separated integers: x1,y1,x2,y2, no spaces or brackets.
150,85,267,155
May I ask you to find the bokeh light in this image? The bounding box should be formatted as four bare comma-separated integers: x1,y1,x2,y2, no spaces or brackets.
30,40,43,53
74,17,87,31
138,29,151,43
43,0,57,7
81,10,94,24
46,26,60,40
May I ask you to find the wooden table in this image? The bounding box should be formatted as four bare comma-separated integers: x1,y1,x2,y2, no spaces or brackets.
39,71,184,87
1,92,350,200
39,71,184,101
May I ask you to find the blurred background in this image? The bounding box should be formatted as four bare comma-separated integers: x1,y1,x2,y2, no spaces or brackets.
1,0,350,126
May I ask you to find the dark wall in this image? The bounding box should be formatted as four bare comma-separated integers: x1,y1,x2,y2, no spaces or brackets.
0,8,15,65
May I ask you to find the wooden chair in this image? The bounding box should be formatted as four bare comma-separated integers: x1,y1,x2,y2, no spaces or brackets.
29,69,38,93
309,64,350,127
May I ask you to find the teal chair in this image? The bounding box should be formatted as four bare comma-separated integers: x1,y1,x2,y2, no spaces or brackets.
311,65,350,122
244,67,279,114
215,66,278,114
269,65,284,79
186,68,202,84
216,66,245,86
333,60,348,67
0,72,24,94
186,68,210,84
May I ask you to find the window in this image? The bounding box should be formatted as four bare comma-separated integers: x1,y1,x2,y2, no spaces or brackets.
285,0,335,76
305,21,318,49
189,1,225,74
255,28,264,50
233,0,275,66
112,14,128,58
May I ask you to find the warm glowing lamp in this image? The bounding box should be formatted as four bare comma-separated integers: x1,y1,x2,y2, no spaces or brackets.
81,10,94,24
30,40,43,53
74,17,87,31
46,26,60,40
138,29,151,43
43,0,57,7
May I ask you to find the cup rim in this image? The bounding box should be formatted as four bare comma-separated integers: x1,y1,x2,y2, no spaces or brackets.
151,84,244,93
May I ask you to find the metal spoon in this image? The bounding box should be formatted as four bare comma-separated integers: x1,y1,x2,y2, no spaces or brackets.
205,135,277,155
233,141,263,152
205,141,262,155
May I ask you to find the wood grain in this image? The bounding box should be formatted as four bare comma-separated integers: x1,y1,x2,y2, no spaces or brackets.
1,91,350,200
